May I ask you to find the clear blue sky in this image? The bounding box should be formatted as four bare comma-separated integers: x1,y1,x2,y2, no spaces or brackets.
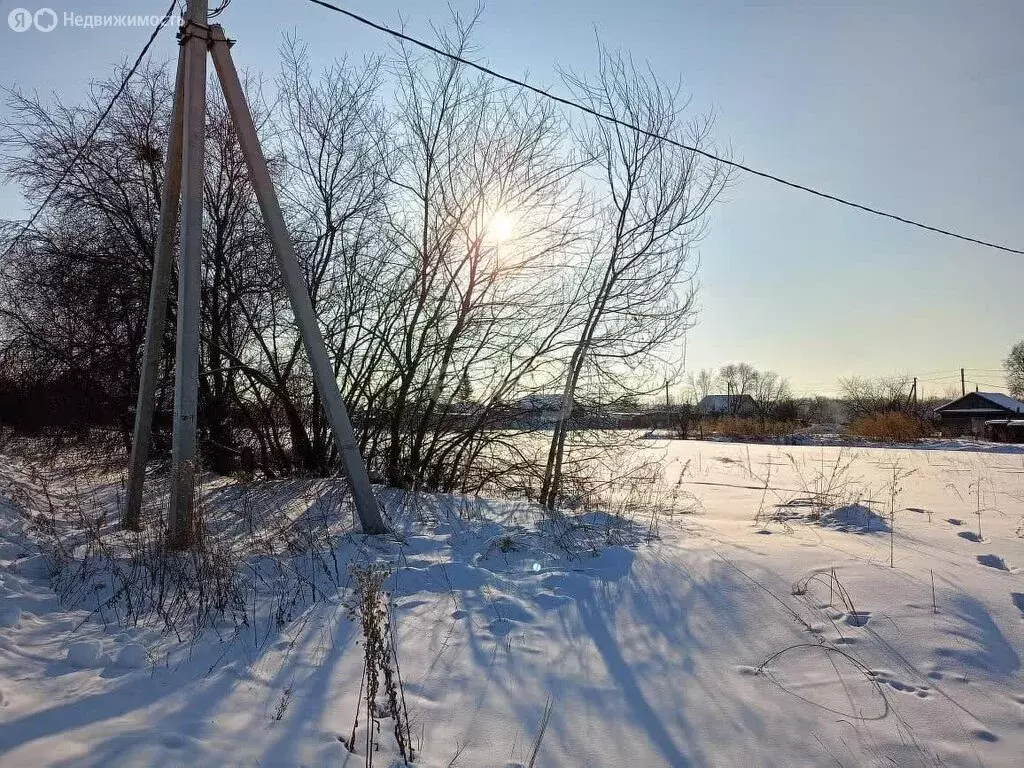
1,0,1021,397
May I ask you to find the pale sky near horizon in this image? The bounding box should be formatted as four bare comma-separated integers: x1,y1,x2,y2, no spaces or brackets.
0,0,1021,398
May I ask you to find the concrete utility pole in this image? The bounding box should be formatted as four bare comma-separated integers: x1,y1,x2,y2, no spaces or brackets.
124,45,186,531
166,0,210,547
124,3,387,544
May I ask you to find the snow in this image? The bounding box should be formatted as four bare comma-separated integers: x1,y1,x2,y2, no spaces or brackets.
0,439,1022,766
65,640,104,668
114,643,148,669
976,392,1024,413
0,602,19,628
819,503,890,532
11,553,52,579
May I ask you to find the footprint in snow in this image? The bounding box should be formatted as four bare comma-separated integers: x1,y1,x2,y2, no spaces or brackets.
160,733,201,750
870,671,931,698
488,617,515,637
957,531,983,543
844,610,871,627
977,554,1010,571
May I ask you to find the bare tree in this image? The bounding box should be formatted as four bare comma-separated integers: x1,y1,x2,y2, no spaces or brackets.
839,375,913,417
540,46,730,509
2,17,736,514
0,63,178,442
1004,341,1024,399
799,395,836,424
687,368,717,403
718,363,758,405
751,370,791,420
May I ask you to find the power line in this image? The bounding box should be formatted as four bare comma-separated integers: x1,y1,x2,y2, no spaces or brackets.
304,0,1024,256
967,380,1007,390
0,0,179,262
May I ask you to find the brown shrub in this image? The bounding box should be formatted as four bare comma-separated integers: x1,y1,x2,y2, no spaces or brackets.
846,412,930,442
712,417,800,441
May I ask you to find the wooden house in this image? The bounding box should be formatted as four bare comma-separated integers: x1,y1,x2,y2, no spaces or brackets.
933,392,1024,437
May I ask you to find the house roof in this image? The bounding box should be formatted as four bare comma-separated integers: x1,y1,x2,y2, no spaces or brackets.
698,394,755,411
975,392,1024,411
515,394,565,410
935,391,1024,414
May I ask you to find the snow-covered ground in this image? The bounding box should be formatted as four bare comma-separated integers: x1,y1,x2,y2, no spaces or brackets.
1,439,1022,767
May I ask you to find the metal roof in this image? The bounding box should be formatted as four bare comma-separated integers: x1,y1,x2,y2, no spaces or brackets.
935,391,1024,414
975,392,1024,411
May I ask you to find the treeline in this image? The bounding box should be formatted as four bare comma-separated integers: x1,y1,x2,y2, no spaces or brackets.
0,18,727,500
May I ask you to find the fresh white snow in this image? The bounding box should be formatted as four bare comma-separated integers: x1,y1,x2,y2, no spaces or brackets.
0,439,1022,767
65,640,105,669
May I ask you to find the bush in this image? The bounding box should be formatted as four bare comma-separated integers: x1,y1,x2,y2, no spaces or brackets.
711,417,800,441
845,412,930,442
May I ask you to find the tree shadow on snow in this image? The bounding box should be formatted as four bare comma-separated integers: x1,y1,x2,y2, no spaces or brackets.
937,593,1020,677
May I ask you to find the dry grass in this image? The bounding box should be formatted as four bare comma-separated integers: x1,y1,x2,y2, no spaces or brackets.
710,417,800,441
846,413,930,443
343,566,414,765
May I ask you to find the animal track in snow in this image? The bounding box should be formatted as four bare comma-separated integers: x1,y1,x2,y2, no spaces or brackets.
867,669,932,698
488,617,515,637
844,610,871,627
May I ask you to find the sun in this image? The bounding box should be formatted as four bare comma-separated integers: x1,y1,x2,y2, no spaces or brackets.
485,211,518,243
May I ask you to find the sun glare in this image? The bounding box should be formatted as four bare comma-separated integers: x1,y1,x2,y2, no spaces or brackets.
485,211,517,243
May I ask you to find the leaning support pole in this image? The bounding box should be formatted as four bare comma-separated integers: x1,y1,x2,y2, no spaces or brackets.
167,1,210,548
208,25,388,534
124,43,187,531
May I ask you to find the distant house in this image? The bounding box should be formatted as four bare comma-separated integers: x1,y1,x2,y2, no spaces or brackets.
697,394,756,417
512,394,567,426
933,392,1024,437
